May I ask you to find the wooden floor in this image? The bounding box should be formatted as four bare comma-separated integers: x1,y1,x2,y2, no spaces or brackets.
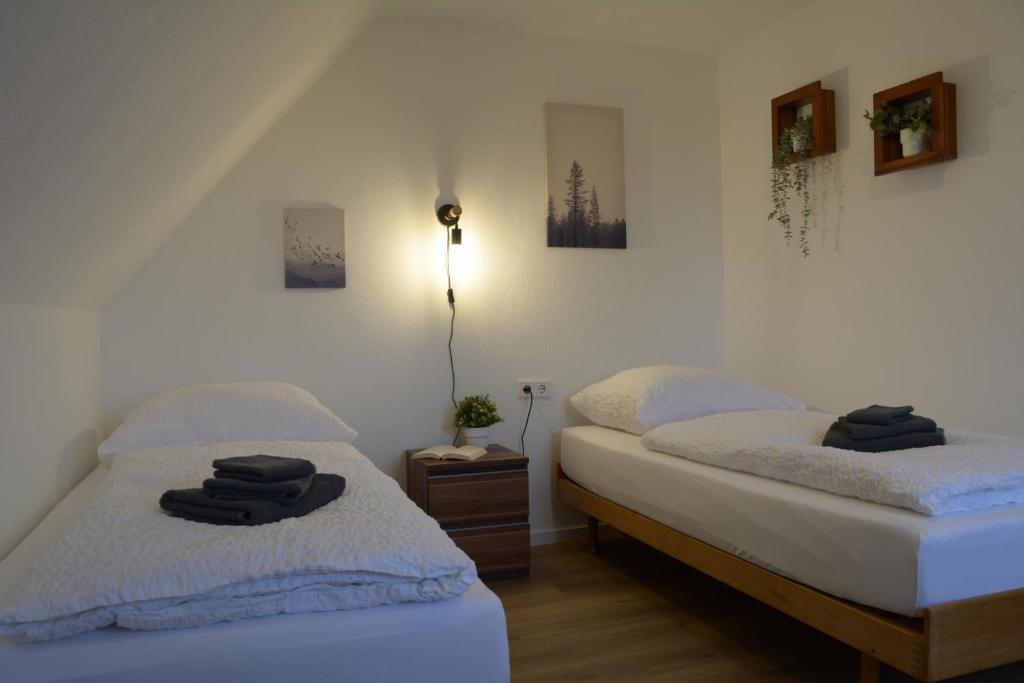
489,539,1024,683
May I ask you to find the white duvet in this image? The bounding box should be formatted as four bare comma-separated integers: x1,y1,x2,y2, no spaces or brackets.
641,411,1024,516
0,442,477,642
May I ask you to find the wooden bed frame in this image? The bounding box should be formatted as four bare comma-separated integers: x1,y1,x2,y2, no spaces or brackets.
557,466,1024,682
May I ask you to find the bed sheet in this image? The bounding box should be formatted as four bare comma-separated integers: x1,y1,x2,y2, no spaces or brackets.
562,425,1024,616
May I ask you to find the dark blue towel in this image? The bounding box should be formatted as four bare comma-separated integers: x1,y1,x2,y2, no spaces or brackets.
212,454,316,483
845,405,914,425
203,474,314,502
161,473,345,525
823,424,945,452
836,415,937,440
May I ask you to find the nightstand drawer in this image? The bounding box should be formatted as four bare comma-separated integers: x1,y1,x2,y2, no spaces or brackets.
427,470,528,526
448,523,530,576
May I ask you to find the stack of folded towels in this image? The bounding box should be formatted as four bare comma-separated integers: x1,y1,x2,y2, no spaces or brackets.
823,404,946,453
160,454,346,525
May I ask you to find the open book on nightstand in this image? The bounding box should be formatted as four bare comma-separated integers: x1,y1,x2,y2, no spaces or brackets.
410,445,488,461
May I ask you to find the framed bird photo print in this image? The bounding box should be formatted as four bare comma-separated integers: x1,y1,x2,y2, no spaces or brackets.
283,207,346,288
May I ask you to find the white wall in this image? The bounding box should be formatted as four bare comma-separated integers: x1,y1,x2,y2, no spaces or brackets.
102,19,724,540
720,0,1024,434
0,304,100,558
0,0,377,308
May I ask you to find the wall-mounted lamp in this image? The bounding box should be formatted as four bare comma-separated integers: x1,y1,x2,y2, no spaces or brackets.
436,203,464,444
437,203,462,244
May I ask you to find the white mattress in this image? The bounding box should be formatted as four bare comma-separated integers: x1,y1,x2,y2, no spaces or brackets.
0,466,510,683
562,425,1024,616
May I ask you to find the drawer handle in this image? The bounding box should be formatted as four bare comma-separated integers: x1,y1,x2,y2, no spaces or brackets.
446,522,529,533
431,470,525,481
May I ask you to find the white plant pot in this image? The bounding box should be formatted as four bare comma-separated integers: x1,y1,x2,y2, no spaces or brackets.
900,128,931,157
791,134,810,154
462,427,490,448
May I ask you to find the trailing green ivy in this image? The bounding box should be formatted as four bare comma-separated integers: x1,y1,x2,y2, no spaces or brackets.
768,117,813,256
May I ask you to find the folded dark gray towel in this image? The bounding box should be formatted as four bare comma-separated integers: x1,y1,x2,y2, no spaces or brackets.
212,454,316,483
843,403,917,423
823,424,945,452
836,415,937,440
160,473,345,525
845,405,915,425
202,474,314,502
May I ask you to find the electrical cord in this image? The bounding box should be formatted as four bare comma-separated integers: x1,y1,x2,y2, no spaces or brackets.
521,386,534,455
446,225,459,446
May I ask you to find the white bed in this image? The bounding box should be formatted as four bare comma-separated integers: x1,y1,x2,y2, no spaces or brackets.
561,424,1024,617
0,465,510,683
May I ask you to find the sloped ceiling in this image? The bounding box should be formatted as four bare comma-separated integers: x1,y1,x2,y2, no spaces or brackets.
0,0,378,307
1,0,806,308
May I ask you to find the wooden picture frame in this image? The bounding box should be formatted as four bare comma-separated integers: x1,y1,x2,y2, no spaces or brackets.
771,80,836,162
871,72,957,176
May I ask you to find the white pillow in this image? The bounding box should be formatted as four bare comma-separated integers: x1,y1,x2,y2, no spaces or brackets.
98,382,357,462
569,366,804,435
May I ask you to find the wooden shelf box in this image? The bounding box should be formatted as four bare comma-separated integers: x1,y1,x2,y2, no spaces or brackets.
771,81,836,162
872,72,957,176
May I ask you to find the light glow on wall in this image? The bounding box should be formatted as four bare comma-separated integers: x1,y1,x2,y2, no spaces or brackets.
432,216,481,296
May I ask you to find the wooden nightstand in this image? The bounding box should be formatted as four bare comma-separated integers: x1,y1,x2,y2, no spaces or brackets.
406,444,530,578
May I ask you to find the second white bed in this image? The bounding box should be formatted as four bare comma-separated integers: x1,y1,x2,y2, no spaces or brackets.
0,466,510,683
562,425,1024,616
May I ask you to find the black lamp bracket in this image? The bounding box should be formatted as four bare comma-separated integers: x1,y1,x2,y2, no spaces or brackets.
436,204,462,227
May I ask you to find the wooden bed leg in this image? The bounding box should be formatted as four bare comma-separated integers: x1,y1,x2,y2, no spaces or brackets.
859,652,880,683
587,515,600,554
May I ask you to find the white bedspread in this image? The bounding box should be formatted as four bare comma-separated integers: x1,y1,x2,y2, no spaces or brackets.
641,411,1024,516
0,442,476,642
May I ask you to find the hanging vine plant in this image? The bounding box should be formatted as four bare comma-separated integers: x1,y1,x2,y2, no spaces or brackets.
768,117,813,256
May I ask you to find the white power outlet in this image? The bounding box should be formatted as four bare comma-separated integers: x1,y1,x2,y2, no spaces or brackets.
518,379,552,399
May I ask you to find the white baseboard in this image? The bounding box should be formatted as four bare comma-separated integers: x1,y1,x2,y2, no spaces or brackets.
530,523,620,546
530,525,587,546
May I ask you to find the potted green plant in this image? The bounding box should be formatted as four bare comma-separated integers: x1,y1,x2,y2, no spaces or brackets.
768,116,813,256
455,394,502,447
789,115,813,154
863,98,932,157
